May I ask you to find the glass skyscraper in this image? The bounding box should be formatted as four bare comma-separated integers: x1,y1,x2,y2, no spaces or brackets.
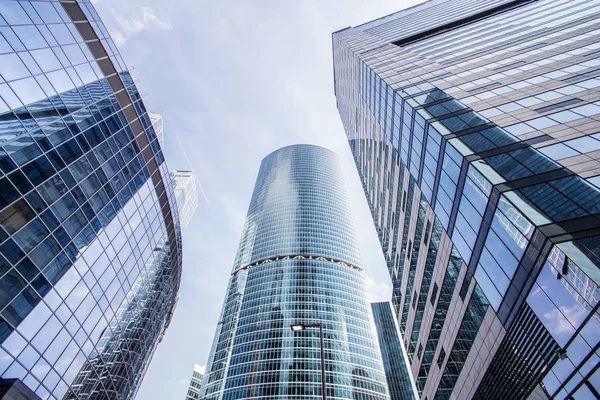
0,1,187,399
371,302,418,400
201,144,390,399
333,1,600,399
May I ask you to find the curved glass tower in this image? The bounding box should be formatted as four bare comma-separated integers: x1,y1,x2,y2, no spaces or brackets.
0,1,192,399
201,144,389,399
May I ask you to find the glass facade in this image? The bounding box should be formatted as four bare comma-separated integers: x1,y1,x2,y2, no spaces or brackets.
371,302,418,400
201,145,390,399
333,1,600,399
0,1,185,399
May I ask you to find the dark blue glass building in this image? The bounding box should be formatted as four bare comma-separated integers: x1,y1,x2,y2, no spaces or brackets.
0,1,184,399
201,145,390,399
333,1,600,399
371,302,418,400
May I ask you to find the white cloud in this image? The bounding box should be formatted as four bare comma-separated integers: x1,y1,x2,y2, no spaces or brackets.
111,7,173,45
139,7,173,31
366,275,392,302
112,30,127,47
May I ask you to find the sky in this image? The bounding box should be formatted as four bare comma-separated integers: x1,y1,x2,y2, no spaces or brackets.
90,1,422,398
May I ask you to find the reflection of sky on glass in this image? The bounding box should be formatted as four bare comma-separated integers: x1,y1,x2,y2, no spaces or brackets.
528,247,598,346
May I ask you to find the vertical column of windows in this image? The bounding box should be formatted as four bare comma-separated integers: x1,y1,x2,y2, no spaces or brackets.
397,180,416,330
416,249,462,394
420,126,442,204
389,165,405,272
401,200,427,347
393,95,403,156
409,113,425,179
400,103,412,165
474,195,532,310
383,87,395,245
451,166,492,263
377,76,385,129
433,144,461,229
434,284,490,399
385,86,394,143
409,218,443,360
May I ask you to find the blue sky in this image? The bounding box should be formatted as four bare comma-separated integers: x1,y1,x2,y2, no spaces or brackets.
91,0,422,398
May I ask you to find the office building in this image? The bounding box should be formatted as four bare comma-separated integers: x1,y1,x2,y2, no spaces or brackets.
185,364,205,400
371,302,418,400
333,1,600,399
0,1,188,399
171,170,198,233
201,145,390,399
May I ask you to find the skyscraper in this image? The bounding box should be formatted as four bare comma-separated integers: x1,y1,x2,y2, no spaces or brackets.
185,364,205,400
333,1,600,399
0,1,187,399
171,170,198,233
201,145,390,399
371,302,418,400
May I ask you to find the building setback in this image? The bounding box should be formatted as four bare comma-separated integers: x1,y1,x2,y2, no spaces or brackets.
171,170,198,234
148,113,164,149
0,1,192,399
185,364,205,400
333,1,600,399
201,144,390,399
371,302,418,400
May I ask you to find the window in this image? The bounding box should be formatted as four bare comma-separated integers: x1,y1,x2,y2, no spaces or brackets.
539,143,578,160
534,98,582,114
423,220,431,244
0,199,35,234
459,272,472,301
430,283,439,305
437,347,446,368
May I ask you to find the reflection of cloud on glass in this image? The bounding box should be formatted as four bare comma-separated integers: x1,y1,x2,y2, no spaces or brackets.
542,303,588,339
542,308,573,337
558,304,588,328
530,285,544,297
